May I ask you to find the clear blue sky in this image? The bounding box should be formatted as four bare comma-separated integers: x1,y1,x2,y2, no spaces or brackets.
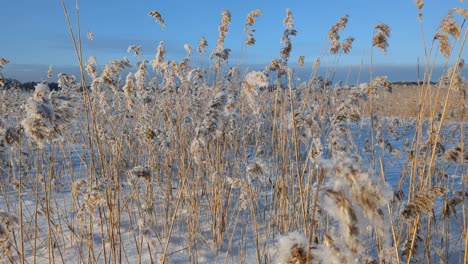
1,0,466,82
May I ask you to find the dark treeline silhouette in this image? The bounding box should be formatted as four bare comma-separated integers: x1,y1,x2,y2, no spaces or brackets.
392,81,438,86
2,78,60,91
0,78,442,93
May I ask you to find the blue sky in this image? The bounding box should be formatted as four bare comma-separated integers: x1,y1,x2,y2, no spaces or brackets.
1,0,466,82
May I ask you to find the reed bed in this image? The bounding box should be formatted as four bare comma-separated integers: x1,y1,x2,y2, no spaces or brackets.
0,1,466,263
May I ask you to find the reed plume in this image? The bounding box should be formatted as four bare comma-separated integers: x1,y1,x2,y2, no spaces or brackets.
85,56,97,79
433,32,451,59
283,8,294,29
414,0,424,10
197,36,208,54
441,11,460,40
184,43,192,57
341,37,354,54
323,189,360,242
191,92,227,159
3,126,20,145
313,58,321,71
401,187,447,221
276,9,297,64
123,72,136,110
22,82,56,148
0,212,19,230
245,9,261,46
372,23,390,52
98,58,131,90
243,71,268,114
72,179,87,198
443,146,468,162
128,44,142,56
323,156,393,241
298,55,305,66
83,189,106,212
57,73,77,90
151,41,166,71
0,58,9,69
213,10,231,52
135,60,148,90
211,10,232,70
245,9,261,28
87,31,94,41
373,23,391,53
50,90,79,135
453,7,468,19
47,65,53,79
275,232,308,264
327,15,349,54
148,10,165,29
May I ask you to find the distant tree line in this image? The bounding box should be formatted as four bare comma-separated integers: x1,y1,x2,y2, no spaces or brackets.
0,78,441,92
2,78,60,91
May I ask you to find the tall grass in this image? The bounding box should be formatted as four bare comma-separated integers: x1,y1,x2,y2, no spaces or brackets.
0,1,466,263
